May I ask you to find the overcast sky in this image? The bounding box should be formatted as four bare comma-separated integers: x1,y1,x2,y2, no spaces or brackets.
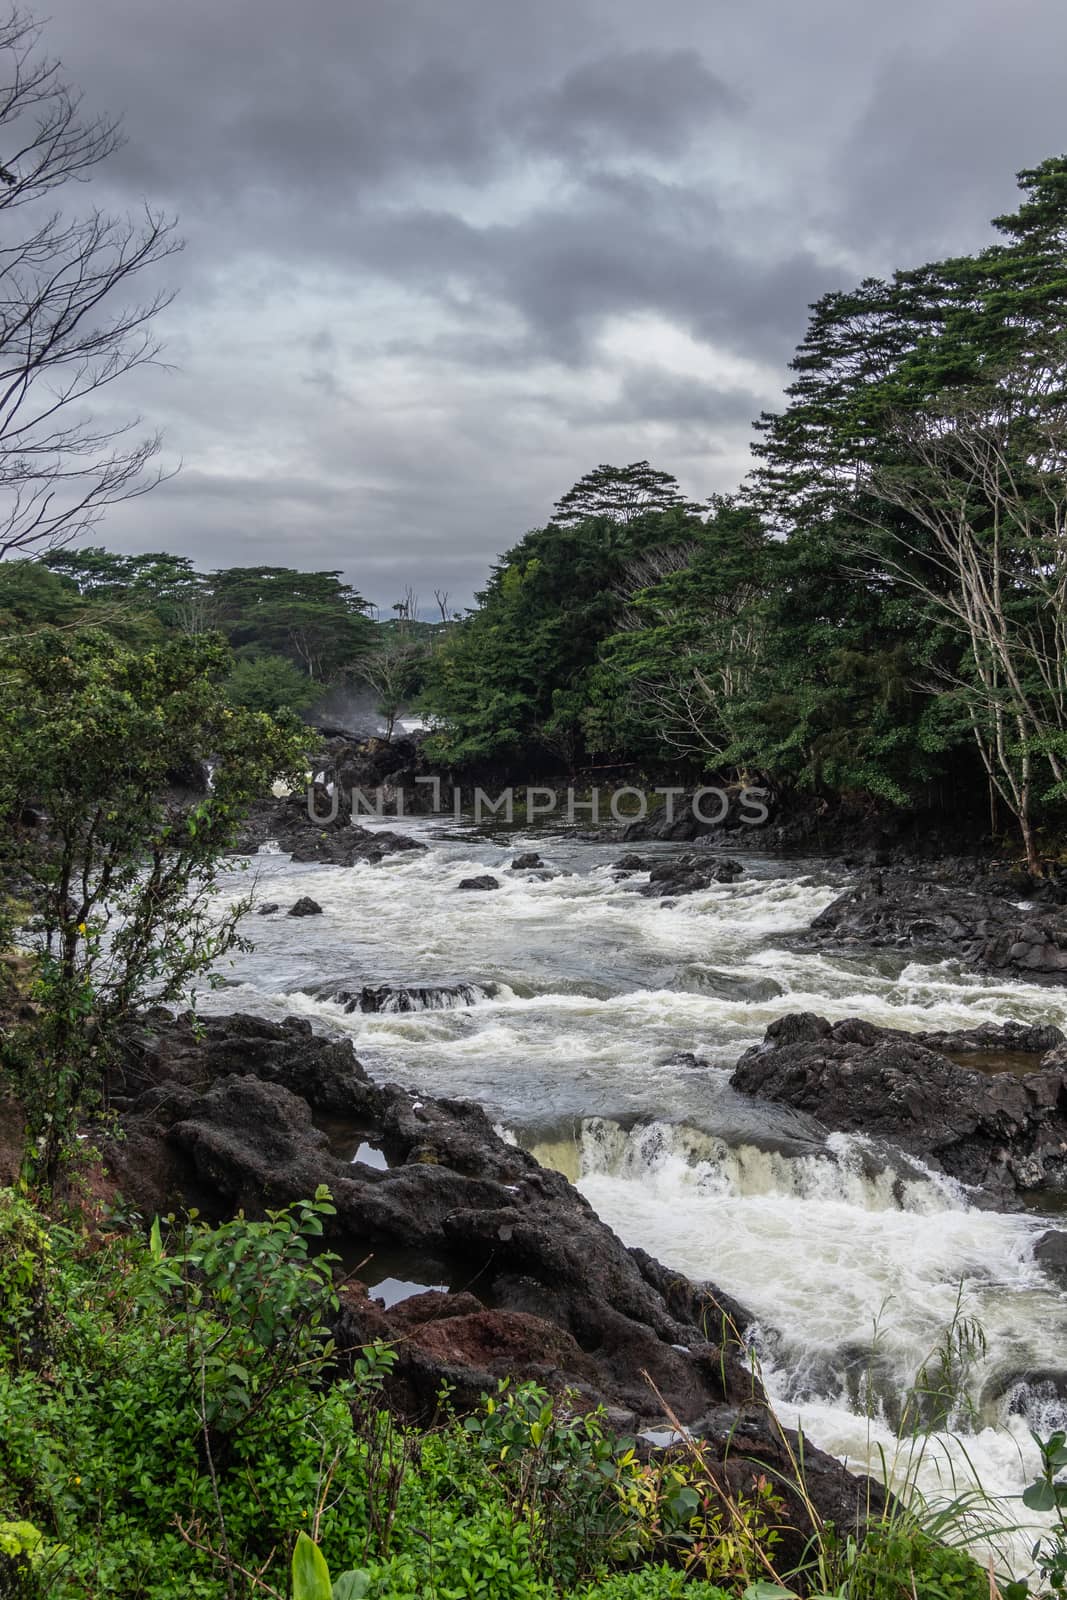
32,0,1067,610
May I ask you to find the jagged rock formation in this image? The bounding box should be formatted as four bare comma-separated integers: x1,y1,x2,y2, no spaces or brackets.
105,1009,883,1554
732,1013,1067,1203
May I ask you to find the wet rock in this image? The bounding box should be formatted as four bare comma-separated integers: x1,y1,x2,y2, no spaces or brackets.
805,869,1067,984
732,1013,1067,1203
230,791,427,865
510,852,544,870
255,902,280,916
102,1008,882,1549
456,875,500,891
1034,1230,1067,1283
613,853,653,875
661,1051,709,1071
638,854,744,899
287,896,323,917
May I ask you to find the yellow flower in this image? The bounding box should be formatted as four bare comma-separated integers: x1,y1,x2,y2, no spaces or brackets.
73,1476,81,1485
77,923,87,936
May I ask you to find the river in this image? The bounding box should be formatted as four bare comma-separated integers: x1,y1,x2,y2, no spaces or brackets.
205,817,1067,1572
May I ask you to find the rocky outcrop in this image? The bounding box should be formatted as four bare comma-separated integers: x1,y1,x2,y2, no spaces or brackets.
805,870,1067,983
640,854,743,898
105,1010,882,1551
231,790,426,865
731,1013,1067,1203
612,854,744,897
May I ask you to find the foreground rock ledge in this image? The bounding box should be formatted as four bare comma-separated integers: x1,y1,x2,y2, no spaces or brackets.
107,1009,882,1557
732,1012,1067,1203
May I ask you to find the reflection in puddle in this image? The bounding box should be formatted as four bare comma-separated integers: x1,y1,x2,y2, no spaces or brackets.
353,1141,389,1170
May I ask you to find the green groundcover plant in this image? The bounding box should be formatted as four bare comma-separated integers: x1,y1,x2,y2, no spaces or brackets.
0,1185,1035,1600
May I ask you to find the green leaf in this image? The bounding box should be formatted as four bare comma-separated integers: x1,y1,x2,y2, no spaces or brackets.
291,1531,332,1600
743,1585,798,1600
332,1573,371,1600
1023,1479,1058,1512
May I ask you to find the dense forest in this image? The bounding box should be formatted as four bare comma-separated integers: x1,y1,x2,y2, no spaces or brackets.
8,158,1067,869
419,159,1067,869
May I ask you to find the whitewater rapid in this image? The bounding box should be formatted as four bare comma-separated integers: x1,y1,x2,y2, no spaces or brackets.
205,818,1067,1574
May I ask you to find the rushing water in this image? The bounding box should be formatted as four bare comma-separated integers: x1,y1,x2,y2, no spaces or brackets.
204,818,1067,1573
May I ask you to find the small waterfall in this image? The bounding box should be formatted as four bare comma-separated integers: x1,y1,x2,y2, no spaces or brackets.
303,979,497,1014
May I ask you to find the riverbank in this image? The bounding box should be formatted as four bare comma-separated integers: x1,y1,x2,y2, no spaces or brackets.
197,813,1067,1572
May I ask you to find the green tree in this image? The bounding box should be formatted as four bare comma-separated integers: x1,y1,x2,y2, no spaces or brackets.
594,499,773,770
359,593,432,740
855,369,1067,868
423,496,702,768
0,629,308,1183
42,547,212,632
551,461,690,526
209,566,376,682
735,156,1067,824
225,651,319,716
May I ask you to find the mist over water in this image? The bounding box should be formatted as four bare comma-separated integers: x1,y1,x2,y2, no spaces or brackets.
206,818,1067,1571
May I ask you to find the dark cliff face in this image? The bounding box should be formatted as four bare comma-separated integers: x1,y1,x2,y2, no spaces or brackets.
105,1008,884,1556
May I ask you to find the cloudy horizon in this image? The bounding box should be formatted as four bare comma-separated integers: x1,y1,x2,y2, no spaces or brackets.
31,0,1067,611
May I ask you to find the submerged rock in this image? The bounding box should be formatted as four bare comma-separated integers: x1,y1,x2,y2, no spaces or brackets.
510,852,544,870
731,1013,1067,1203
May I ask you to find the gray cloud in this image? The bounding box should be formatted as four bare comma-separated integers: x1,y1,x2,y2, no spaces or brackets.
519,49,740,161
17,0,1067,607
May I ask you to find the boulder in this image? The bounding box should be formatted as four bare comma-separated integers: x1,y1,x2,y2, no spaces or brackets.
456,875,501,891
1035,1230,1067,1285
639,854,743,898
510,853,544,870
731,1013,1067,1203
287,896,323,917
805,869,1067,984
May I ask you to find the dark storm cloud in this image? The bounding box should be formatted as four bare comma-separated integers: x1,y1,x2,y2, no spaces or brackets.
23,0,1067,606
519,49,740,161
348,173,835,365
829,0,1067,256
589,369,763,428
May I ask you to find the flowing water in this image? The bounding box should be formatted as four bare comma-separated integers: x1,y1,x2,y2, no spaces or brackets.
205,818,1067,1572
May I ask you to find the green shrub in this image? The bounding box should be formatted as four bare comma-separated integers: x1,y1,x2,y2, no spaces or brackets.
575,1567,731,1599
846,1521,991,1600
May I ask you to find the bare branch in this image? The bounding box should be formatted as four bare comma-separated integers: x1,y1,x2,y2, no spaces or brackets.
0,8,180,556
